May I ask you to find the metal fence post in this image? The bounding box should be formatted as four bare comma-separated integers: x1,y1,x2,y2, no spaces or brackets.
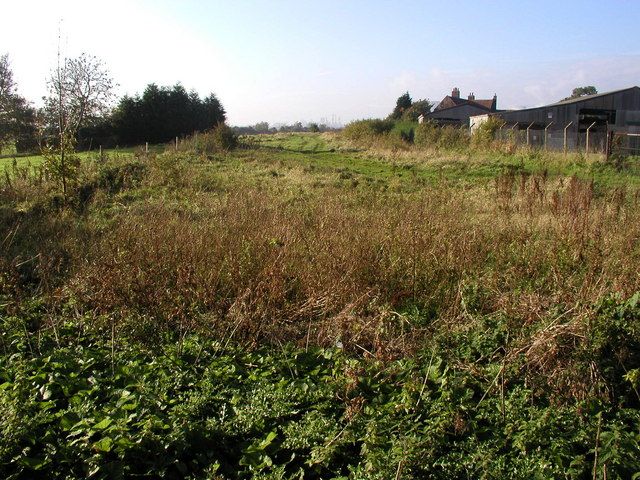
563,121,573,156
526,122,535,147
586,121,597,156
544,121,554,151
510,123,519,147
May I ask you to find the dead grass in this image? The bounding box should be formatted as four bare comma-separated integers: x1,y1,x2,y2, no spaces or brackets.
42,171,636,354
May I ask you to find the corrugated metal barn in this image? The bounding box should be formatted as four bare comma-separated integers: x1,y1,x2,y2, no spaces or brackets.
496,86,640,133
492,86,640,152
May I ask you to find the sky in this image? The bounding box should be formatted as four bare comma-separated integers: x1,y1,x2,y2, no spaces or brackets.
2,0,640,126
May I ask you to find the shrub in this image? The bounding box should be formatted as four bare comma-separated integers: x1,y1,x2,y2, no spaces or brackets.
414,121,441,148
390,121,416,143
438,126,469,150
210,123,238,151
471,116,503,149
342,119,394,142
415,123,471,151
174,123,238,154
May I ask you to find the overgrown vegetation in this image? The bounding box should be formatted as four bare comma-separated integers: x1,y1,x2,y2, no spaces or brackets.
2,133,640,477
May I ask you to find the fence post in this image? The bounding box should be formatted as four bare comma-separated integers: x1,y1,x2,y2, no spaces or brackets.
563,121,573,156
498,121,506,142
526,122,535,147
544,121,554,151
509,122,519,147
145,142,149,154
99,145,102,160
175,136,178,151
586,121,597,156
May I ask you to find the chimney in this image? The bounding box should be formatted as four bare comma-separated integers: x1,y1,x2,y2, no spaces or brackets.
468,92,475,101
452,87,460,98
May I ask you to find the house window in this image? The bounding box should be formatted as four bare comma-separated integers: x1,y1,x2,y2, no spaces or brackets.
547,112,553,119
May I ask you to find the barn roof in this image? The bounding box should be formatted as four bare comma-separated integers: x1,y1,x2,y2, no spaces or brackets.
501,86,640,113
549,86,640,107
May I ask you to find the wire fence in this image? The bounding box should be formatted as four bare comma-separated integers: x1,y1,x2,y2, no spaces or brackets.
611,133,640,157
495,126,617,154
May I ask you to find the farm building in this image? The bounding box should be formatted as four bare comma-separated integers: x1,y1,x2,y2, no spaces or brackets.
426,87,498,126
486,86,640,152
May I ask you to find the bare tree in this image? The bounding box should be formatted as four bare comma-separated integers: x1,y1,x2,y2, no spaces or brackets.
45,52,115,139
43,52,114,199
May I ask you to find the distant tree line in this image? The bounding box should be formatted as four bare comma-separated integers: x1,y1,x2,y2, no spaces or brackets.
232,121,338,135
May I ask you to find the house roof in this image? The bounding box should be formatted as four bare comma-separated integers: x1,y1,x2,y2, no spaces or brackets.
474,99,496,109
434,95,496,112
426,102,495,117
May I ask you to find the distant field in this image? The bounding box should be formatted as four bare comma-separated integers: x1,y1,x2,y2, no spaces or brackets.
241,132,640,189
0,145,166,172
245,131,341,152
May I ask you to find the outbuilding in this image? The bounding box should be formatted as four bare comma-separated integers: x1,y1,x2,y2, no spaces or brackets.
493,86,640,152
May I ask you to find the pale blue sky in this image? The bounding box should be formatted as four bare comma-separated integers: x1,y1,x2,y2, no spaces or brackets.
2,0,639,125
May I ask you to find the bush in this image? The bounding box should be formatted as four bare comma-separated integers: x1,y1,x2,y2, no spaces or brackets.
471,116,503,150
175,124,238,155
438,126,469,150
414,121,441,148
390,121,416,143
414,122,470,151
209,123,238,151
342,119,394,142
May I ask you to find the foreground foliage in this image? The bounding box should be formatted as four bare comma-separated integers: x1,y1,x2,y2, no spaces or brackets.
1,296,640,479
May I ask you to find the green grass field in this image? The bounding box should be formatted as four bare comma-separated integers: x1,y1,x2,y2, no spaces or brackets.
0,145,168,173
